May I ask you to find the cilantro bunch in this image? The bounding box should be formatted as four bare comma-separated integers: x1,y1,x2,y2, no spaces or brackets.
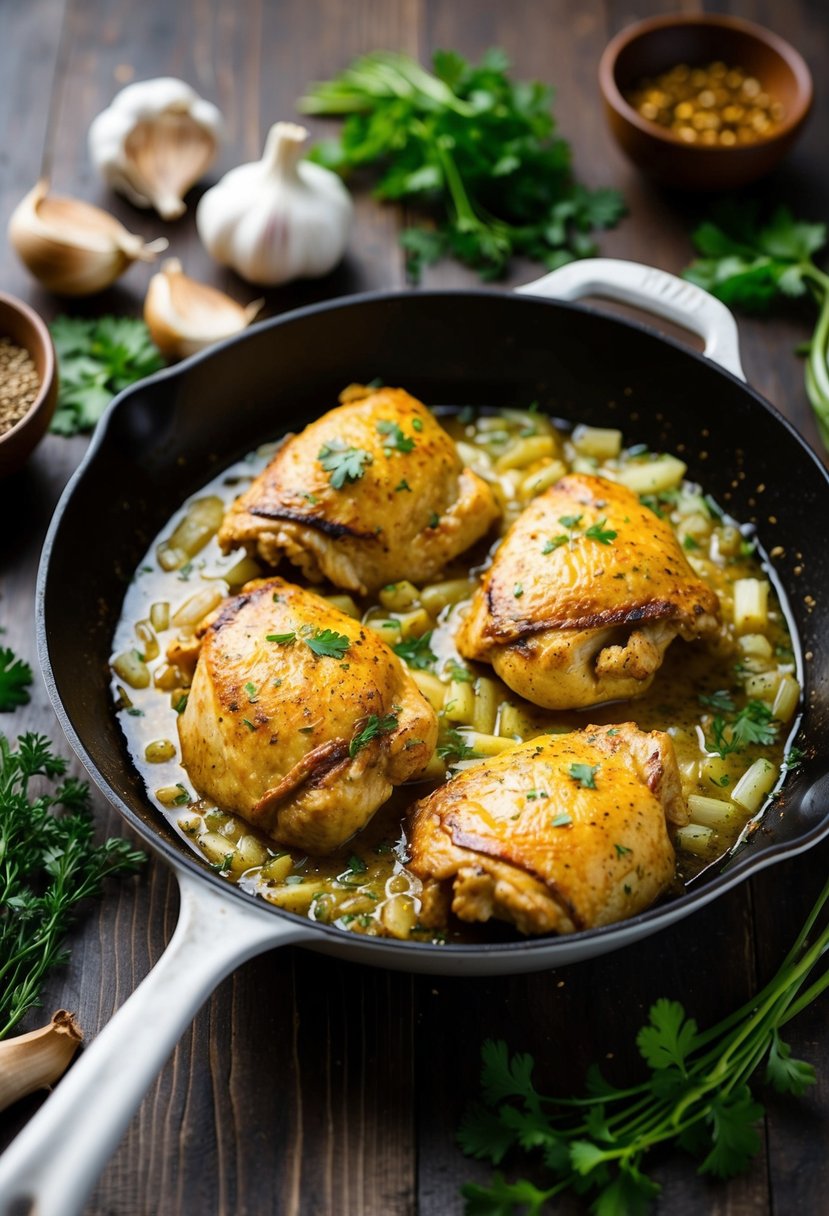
683,204,829,450
0,732,145,1036
459,874,829,1214
299,49,625,280
49,315,165,435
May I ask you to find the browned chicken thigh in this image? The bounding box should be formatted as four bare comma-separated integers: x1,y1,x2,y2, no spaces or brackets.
177,577,438,852
218,386,500,595
457,473,720,709
408,723,687,935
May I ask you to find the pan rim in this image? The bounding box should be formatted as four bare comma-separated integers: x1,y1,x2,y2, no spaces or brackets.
36,284,829,960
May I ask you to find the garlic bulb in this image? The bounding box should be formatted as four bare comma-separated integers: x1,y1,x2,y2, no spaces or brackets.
196,122,352,286
144,259,263,359
89,77,223,220
8,180,168,296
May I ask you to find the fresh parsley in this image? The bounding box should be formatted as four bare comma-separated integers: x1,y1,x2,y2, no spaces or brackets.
459,872,829,1212
376,419,415,453
393,631,437,671
568,762,598,789
349,711,399,757
299,49,624,281
705,701,779,758
49,316,164,436
584,519,617,545
437,729,481,762
0,648,33,712
266,632,297,645
318,441,373,488
305,629,350,659
0,733,145,1036
684,203,829,449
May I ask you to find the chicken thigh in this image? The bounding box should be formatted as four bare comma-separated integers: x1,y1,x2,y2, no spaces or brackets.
408,723,687,936
457,473,720,709
178,577,438,852
218,385,500,595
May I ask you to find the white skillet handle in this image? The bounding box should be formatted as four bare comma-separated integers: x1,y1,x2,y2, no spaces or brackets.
516,257,746,381
0,867,306,1216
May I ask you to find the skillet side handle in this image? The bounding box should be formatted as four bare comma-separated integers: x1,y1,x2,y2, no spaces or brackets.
517,258,746,381
0,867,306,1216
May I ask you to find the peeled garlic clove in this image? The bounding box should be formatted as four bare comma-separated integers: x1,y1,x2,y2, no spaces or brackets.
144,258,263,359
89,77,223,220
8,180,168,296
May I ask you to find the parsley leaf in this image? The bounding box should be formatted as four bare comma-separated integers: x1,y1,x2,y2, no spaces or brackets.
437,728,480,761
584,519,617,544
706,701,779,756
300,49,624,281
376,419,415,453
393,631,437,670
568,762,598,788
318,441,373,488
0,648,33,712
49,316,164,435
305,629,350,659
266,631,297,645
349,711,399,757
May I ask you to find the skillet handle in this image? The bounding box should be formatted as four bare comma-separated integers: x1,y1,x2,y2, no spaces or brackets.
517,257,746,381
0,866,306,1216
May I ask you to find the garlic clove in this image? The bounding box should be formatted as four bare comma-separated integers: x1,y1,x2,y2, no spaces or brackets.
8,180,168,296
89,78,223,220
0,1010,83,1113
144,258,263,359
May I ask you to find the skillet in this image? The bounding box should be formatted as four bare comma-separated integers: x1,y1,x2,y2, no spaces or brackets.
2,259,829,1215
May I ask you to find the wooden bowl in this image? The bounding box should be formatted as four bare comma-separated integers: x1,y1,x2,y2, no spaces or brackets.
599,14,813,191
0,292,57,476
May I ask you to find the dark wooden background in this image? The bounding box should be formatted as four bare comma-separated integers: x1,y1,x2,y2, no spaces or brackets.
1,1,828,1213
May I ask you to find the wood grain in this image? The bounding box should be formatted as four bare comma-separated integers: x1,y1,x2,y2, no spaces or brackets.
0,1,827,1214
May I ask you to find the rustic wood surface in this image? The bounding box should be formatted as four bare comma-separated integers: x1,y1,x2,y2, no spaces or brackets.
1,1,827,1213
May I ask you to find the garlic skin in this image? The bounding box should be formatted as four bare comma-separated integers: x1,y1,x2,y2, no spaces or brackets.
89,77,223,220
144,258,263,359
196,122,352,286
8,180,168,296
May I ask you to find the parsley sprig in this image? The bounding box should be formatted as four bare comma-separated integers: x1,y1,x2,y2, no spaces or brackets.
459,873,829,1212
349,711,399,757
49,316,164,436
393,631,438,671
684,203,829,450
0,733,145,1037
318,441,373,488
299,49,625,281
705,701,779,758
0,648,33,712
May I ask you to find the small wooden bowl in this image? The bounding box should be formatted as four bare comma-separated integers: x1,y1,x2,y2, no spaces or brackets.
0,292,57,477
599,14,813,191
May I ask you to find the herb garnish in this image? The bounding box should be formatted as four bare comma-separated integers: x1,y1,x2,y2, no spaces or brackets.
437,729,481,762
376,419,415,453
305,629,351,659
568,762,599,789
349,711,399,757
393,631,437,670
584,519,617,545
318,441,373,488
705,701,779,757
299,49,624,281
266,631,297,645
0,732,145,1036
0,648,33,712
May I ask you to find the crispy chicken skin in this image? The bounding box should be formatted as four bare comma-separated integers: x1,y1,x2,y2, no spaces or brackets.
408,723,687,936
457,473,720,709
218,386,500,595
177,577,438,853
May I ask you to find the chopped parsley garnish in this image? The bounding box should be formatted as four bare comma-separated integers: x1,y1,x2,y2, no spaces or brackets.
568,762,599,789
558,513,582,530
305,628,350,659
395,479,412,492
706,701,779,757
584,518,617,545
244,681,259,703
525,789,547,801
784,747,804,771
242,718,256,731
346,854,367,875
542,534,568,554
683,534,701,551
513,583,524,598
393,631,437,670
699,690,736,713
428,512,441,528
172,783,191,806
266,631,297,645
173,694,188,714
211,853,234,874
550,812,573,827
445,659,475,684
437,729,480,761
349,711,399,757
614,842,633,857
376,419,416,453
318,441,373,488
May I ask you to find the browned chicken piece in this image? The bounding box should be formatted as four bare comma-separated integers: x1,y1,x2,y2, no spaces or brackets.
177,577,438,853
218,386,500,595
457,473,720,709
408,723,687,936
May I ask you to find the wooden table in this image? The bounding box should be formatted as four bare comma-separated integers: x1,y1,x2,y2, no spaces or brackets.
1,1,827,1212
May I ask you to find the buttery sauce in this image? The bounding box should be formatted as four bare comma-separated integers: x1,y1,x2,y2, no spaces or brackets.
110,407,800,943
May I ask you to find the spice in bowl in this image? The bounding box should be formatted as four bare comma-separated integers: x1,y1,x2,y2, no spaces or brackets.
625,60,785,147
0,337,41,437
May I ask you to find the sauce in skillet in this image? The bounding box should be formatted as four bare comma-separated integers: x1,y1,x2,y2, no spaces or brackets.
110,406,801,944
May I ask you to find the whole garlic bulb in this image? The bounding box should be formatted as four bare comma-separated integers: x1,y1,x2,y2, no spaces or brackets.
89,77,223,220
196,122,352,286
8,180,168,296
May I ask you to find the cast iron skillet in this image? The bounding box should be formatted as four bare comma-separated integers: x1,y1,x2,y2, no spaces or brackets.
3,261,829,1215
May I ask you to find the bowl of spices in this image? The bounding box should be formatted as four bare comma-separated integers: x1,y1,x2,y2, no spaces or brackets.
0,291,57,476
599,14,813,190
